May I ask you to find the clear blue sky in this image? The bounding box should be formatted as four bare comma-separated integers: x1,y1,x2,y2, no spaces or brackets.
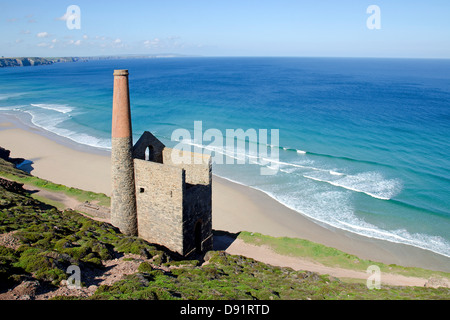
1,0,449,58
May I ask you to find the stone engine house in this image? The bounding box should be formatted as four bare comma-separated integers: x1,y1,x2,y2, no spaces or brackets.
110,69,213,256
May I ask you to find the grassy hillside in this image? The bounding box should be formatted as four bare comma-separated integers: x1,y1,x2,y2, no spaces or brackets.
238,232,450,280
0,157,449,300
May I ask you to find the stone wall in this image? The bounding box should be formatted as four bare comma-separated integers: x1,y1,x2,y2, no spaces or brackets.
111,131,214,256
133,147,213,256
162,147,213,255
162,148,211,185
111,137,138,236
182,183,213,255
134,158,185,254
133,131,165,163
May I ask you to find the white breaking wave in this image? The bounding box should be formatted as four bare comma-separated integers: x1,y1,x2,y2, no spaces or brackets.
281,146,306,154
329,170,344,176
175,138,402,201
1,104,111,150
176,139,263,164
247,181,450,258
0,105,26,112
303,171,402,200
30,103,73,114
0,92,26,101
216,173,449,258
160,136,448,257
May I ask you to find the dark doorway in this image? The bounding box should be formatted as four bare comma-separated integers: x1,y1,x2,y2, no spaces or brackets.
194,221,202,253
145,145,154,161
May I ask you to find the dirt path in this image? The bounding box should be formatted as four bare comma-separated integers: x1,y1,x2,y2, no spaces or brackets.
22,184,110,222
23,184,81,210
224,238,440,288
33,253,148,300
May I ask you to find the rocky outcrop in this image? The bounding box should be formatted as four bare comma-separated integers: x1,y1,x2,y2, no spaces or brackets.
0,57,52,68
0,177,25,194
425,277,450,288
76,201,111,220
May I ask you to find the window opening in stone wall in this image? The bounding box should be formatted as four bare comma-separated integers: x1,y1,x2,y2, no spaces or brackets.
145,145,154,161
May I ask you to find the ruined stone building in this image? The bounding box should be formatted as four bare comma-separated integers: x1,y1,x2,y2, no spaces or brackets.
110,69,213,256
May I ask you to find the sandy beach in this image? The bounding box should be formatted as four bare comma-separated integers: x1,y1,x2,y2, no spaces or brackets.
1,113,449,273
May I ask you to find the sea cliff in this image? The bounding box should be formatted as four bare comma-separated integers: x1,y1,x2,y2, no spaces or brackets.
0,54,188,68
0,57,82,68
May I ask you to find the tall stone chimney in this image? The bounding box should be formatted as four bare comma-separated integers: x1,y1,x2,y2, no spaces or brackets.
111,69,138,236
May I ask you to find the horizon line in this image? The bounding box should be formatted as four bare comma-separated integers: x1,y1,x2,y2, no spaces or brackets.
2,54,450,60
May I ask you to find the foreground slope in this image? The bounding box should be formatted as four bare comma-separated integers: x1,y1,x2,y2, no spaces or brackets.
0,156,449,300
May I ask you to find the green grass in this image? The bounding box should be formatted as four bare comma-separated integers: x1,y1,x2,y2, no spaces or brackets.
90,251,450,300
2,186,449,300
1,157,449,300
238,231,450,280
0,182,164,287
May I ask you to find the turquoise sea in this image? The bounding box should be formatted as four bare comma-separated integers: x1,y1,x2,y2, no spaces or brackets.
0,57,449,258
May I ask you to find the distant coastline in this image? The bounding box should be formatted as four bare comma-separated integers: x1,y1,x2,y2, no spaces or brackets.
0,57,85,68
0,54,193,68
